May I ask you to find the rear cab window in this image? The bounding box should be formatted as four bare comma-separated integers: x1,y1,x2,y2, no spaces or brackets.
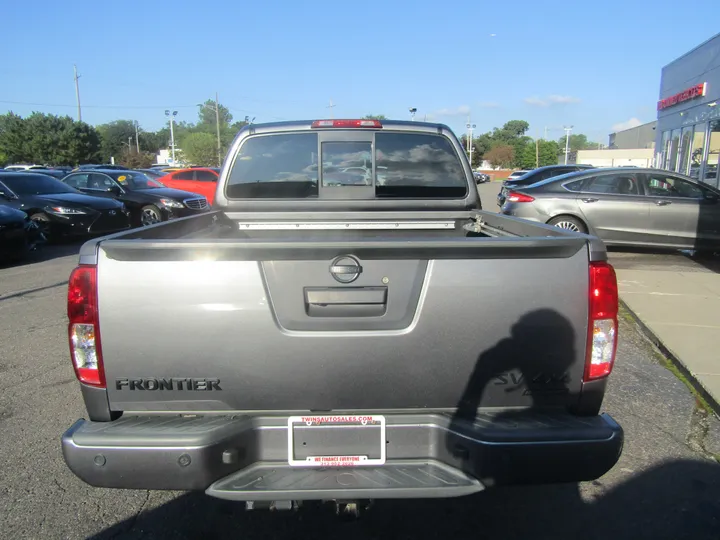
225,130,468,199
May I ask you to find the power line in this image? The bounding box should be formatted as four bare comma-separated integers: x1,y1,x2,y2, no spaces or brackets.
0,100,199,109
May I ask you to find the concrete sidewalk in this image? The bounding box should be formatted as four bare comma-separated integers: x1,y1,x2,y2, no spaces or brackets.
617,265,720,408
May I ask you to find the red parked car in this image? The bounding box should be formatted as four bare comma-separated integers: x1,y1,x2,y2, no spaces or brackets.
158,168,220,204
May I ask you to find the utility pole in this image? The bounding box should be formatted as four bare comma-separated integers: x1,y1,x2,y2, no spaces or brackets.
73,65,82,122
536,139,540,168
563,125,574,165
135,121,140,153
215,93,222,167
128,136,133,154
327,99,335,119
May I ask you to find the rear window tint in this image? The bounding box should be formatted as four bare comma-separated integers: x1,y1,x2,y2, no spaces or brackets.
375,132,467,198
226,133,319,199
225,131,467,199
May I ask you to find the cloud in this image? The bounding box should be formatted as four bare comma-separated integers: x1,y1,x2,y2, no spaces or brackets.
611,117,643,132
433,105,471,117
524,95,581,107
478,101,501,108
547,94,581,104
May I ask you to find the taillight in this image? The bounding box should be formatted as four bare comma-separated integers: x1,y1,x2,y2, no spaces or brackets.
506,191,534,203
311,119,383,128
67,264,105,387
585,261,618,381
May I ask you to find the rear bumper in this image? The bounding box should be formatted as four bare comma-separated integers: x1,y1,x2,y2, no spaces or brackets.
62,411,623,500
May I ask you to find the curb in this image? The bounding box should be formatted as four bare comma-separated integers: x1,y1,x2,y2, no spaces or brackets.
620,298,720,418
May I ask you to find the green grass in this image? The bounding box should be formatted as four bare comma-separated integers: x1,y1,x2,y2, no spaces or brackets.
619,305,715,415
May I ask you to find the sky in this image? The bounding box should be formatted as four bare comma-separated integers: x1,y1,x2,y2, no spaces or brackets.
4,0,720,145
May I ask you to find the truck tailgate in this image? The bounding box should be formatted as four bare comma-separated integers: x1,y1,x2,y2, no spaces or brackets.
97,236,591,413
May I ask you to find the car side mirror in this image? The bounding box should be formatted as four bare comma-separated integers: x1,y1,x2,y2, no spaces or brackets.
0,189,16,200
108,185,122,195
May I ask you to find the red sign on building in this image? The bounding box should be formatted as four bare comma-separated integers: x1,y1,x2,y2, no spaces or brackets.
657,82,707,110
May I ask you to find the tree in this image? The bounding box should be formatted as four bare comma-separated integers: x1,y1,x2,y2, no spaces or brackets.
96,120,137,161
139,130,167,154
363,114,387,120
538,139,561,166
517,141,538,170
118,150,155,169
485,145,515,169
0,113,28,163
498,120,530,139
557,133,600,152
197,99,232,127
0,112,101,165
179,132,217,166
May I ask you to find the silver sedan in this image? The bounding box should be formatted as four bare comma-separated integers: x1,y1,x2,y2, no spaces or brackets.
500,167,720,251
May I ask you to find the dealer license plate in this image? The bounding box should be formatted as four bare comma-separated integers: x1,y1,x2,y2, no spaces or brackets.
287,415,386,467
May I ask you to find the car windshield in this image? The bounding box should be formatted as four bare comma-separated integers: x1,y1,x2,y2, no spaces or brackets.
1,174,79,195
111,172,164,190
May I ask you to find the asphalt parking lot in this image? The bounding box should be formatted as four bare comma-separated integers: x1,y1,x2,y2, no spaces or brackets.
1,224,719,539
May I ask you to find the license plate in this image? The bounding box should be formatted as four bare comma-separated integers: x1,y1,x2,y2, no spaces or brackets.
287,415,386,467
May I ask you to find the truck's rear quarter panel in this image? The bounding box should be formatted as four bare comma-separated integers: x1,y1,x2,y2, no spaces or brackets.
98,245,590,413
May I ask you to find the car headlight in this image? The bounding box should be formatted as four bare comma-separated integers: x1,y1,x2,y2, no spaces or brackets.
159,198,184,209
47,206,87,215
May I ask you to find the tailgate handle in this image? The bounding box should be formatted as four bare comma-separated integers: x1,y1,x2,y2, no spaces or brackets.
304,287,387,318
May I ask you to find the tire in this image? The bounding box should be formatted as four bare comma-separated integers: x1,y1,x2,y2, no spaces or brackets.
140,205,163,226
29,212,54,243
547,215,587,234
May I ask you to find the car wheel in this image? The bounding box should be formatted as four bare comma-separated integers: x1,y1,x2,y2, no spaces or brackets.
29,213,53,243
547,216,587,234
140,205,163,226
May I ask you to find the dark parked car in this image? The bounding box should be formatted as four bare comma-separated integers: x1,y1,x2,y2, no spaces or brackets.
19,168,68,180
0,172,131,241
0,205,44,261
497,165,595,207
500,167,720,251
473,172,490,184
61,169,211,226
72,164,128,171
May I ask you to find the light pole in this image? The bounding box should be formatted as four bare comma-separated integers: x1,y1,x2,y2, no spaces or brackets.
466,121,476,168
563,125,574,165
165,110,178,164
409,107,417,121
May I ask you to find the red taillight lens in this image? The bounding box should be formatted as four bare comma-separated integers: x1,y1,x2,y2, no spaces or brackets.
506,191,534,203
311,119,383,128
585,261,618,381
67,264,105,387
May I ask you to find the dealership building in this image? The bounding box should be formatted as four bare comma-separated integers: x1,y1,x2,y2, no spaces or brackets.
655,32,720,188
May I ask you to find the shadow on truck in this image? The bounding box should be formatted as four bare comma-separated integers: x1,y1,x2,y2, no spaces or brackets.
446,308,580,484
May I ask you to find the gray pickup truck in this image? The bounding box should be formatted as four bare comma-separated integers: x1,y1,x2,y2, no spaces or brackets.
62,119,623,514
